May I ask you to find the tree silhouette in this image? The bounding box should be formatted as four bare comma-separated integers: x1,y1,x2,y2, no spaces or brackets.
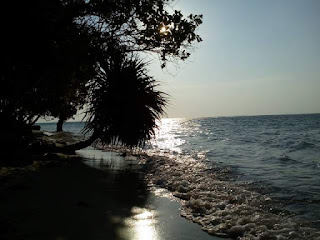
0,0,202,154
86,54,167,147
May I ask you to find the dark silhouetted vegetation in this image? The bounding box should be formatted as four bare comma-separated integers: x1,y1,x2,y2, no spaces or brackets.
0,0,202,161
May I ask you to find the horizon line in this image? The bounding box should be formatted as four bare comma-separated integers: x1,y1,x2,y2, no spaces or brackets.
37,112,320,124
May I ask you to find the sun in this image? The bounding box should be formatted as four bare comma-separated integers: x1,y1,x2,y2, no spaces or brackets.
160,26,167,34
159,23,173,35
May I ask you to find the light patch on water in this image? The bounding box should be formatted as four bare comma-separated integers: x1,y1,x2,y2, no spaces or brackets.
77,147,127,170
123,207,159,240
150,118,186,154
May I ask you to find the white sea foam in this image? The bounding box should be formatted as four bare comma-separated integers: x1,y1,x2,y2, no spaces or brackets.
140,152,320,240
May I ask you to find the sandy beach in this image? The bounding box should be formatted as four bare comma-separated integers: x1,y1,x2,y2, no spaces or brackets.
0,149,220,240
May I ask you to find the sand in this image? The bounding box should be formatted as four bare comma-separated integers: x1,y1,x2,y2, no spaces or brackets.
0,149,221,240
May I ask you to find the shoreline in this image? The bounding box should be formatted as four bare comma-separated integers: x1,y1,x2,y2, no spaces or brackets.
2,127,319,239
0,149,220,240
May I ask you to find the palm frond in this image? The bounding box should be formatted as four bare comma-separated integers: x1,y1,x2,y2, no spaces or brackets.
85,55,168,148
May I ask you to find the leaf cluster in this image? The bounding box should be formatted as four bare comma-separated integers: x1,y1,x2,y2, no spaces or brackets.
0,0,202,147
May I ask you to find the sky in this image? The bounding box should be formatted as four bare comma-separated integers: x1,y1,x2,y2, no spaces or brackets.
148,0,320,118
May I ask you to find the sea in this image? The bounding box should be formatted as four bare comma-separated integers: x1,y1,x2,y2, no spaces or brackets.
39,113,320,237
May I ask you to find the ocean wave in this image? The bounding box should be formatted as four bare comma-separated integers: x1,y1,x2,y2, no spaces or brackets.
290,141,317,151
277,156,300,164
142,152,320,239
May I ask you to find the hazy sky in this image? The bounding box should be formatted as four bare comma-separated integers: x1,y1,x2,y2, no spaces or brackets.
149,0,320,118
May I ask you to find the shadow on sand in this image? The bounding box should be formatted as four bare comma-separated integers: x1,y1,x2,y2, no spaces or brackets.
0,158,150,240
1,150,218,240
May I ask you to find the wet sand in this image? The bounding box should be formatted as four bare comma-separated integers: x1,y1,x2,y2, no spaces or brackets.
0,149,220,240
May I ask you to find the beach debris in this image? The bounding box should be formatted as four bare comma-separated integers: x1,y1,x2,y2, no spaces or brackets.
43,131,54,137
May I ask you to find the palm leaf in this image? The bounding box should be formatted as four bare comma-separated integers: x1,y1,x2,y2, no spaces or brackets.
85,55,168,148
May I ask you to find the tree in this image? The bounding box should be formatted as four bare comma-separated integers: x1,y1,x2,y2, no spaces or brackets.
0,0,202,154
87,54,167,147
1,0,96,128
72,0,203,66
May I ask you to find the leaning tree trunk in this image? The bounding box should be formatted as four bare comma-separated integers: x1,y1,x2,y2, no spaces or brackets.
57,118,64,132
55,132,98,154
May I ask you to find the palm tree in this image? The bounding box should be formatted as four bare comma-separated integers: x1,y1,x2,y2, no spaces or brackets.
65,54,167,151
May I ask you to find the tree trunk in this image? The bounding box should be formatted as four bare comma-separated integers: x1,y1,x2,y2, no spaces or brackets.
30,115,41,126
55,132,98,154
57,118,64,132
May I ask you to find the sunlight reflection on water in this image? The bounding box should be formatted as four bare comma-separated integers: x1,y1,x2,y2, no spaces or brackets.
124,207,159,240
151,118,185,154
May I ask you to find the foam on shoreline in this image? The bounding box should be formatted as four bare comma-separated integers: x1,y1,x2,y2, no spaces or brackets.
140,152,320,239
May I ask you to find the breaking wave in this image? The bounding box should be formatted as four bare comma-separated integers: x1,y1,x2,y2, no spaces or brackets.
142,152,320,239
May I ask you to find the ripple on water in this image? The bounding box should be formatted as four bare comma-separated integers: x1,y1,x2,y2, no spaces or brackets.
143,153,320,240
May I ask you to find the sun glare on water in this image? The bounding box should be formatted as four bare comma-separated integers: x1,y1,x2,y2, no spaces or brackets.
122,207,159,240
151,118,186,154
134,209,158,240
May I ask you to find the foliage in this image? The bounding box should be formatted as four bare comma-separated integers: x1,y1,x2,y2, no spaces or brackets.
85,54,167,147
0,0,202,148
1,0,96,126
72,0,203,67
